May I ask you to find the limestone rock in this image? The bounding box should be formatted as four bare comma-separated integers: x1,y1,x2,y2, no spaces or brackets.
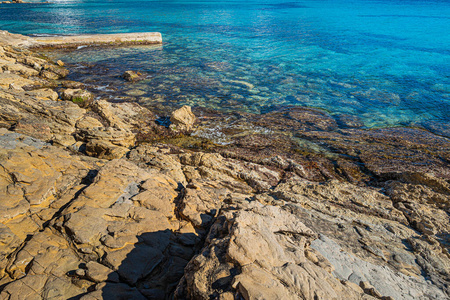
61,80,85,89
1,61,39,76
180,206,364,300
25,88,58,101
0,88,86,142
170,105,196,132
85,261,117,283
0,72,37,89
61,88,94,107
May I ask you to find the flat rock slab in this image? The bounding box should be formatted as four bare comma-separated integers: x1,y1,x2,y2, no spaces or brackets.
31,32,162,48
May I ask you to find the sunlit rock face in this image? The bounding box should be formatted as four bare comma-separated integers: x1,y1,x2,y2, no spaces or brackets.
0,30,449,300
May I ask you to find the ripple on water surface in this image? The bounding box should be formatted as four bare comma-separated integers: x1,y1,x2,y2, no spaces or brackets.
9,0,446,137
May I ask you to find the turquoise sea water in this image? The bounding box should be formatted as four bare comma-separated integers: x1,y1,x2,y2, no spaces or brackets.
1,0,450,134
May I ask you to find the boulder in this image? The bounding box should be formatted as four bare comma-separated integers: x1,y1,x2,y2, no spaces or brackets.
61,88,94,107
170,105,196,132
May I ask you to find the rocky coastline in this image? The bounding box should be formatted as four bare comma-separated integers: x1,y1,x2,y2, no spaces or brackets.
0,30,449,299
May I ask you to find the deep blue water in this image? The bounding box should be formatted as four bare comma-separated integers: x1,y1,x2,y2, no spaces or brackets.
1,0,449,133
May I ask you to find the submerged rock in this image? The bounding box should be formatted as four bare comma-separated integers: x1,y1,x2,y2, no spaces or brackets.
122,70,143,82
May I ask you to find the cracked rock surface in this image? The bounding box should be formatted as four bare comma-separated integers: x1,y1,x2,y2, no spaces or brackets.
0,30,449,300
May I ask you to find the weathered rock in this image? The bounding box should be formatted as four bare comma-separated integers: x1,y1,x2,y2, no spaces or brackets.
0,88,86,142
311,235,447,299
77,126,135,148
85,139,129,159
0,72,38,89
1,61,39,76
181,206,365,300
61,80,85,89
0,29,449,300
170,105,196,132
61,88,94,107
85,261,118,283
122,70,143,82
25,88,58,101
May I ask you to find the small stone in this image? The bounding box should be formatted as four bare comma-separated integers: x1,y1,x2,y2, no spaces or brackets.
56,60,64,67
80,247,93,254
75,269,85,277
9,83,24,91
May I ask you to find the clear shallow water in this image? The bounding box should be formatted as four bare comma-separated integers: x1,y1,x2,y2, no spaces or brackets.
1,0,450,133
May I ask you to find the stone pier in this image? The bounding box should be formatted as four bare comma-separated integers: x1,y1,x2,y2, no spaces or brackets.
31,32,162,48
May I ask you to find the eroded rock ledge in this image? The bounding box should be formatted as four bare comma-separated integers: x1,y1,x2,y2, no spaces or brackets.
0,31,449,300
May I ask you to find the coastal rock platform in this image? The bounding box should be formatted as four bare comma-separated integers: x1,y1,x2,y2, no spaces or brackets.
0,30,162,49
31,32,163,48
0,31,449,300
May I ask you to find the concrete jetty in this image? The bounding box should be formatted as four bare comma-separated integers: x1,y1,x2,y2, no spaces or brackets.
30,32,162,48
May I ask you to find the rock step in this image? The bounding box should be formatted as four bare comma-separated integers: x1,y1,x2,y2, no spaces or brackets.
31,32,162,48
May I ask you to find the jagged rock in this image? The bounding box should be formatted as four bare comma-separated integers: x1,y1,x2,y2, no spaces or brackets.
0,88,86,142
181,206,366,300
170,105,196,132
43,63,69,78
16,55,47,71
274,177,406,223
0,30,449,300
77,126,135,148
311,235,447,299
91,99,152,131
39,69,60,80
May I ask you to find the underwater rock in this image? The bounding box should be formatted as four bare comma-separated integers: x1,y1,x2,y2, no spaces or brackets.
122,70,143,82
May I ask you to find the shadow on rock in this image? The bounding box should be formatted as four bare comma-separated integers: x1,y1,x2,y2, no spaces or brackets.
79,230,203,300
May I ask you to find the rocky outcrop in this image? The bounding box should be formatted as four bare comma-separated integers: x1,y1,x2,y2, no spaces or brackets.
2,123,448,299
0,31,449,300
